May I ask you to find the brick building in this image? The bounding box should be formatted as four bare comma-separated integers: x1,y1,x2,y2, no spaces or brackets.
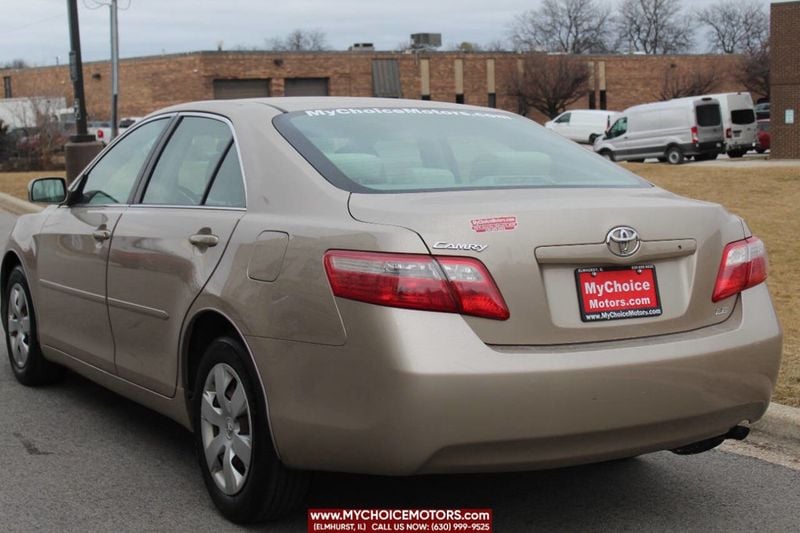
770,1,800,158
1,50,750,125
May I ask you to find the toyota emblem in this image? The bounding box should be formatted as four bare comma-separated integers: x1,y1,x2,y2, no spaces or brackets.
606,226,641,257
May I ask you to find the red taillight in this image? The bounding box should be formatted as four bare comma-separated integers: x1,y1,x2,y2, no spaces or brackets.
712,237,768,302
691,126,699,144
96,129,104,139
323,250,510,320
725,127,732,139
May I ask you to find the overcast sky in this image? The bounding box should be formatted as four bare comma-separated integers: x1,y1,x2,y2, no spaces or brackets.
1,0,773,67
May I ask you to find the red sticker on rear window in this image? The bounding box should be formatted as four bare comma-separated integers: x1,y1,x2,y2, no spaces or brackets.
471,216,518,233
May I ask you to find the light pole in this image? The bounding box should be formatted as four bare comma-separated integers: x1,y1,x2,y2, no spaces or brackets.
110,0,119,140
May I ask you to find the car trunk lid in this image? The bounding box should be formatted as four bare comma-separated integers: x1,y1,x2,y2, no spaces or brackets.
349,186,745,345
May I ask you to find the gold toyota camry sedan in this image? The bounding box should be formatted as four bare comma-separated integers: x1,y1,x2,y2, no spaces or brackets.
2,98,782,523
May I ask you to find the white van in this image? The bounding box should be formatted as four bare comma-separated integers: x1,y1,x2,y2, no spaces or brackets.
545,110,619,144
705,92,757,157
593,97,725,164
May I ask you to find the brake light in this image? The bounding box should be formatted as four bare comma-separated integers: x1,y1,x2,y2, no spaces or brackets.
96,129,104,139
323,250,509,320
725,127,732,139
712,237,768,302
691,126,699,144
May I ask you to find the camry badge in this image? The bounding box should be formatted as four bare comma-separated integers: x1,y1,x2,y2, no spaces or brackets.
432,241,489,252
606,226,640,257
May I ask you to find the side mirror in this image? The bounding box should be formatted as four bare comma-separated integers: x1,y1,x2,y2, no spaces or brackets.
28,177,67,204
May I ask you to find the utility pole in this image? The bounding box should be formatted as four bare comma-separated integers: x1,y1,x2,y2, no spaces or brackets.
110,0,119,140
65,0,103,183
67,0,91,142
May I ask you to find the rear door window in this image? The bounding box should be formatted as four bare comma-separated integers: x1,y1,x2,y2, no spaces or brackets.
731,109,755,125
555,113,571,124
696,104,722,127
142,117,232,206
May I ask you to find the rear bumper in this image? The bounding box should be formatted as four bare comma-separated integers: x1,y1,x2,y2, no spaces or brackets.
248,284,781,475
684,141,725,156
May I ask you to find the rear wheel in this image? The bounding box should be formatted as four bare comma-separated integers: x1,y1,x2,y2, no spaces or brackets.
755,147,766,154
192,337,309,523
665,146,684,165
4,266,64,386
727,150,744,158
599,150,615,162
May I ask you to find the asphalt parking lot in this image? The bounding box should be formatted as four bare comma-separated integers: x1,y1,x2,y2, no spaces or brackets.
1,209,799,532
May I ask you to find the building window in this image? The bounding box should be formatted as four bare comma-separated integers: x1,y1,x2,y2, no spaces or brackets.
588,91,596,110
455,94,464,104
488,93,496,108
421,94,431,101
600,90,607,110
3,76,11,98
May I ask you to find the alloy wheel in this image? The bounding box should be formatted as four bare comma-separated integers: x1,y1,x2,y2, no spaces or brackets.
200,363,253,495
7,283,31,368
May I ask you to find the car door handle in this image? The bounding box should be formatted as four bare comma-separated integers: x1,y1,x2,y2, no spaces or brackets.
189,234,219,247
92,229,111,241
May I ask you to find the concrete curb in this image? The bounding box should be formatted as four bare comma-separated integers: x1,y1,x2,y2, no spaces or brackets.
0,193,43,215
751,403,800,447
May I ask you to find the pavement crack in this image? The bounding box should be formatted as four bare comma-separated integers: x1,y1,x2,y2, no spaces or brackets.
12,432,52,456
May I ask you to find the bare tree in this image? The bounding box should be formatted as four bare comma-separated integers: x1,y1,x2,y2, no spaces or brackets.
448,41,483,52
2,59,28,69
508,54,590,118
615,0,694,54
658,65,719,100
737,45,770,100
509,0,612,53
266,29,329,51
484,39,510,52
697,0,768,54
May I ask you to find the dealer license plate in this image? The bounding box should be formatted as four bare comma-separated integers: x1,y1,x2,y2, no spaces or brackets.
575,265,662,322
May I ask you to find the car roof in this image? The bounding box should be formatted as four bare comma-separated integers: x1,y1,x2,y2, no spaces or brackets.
153,96,516,116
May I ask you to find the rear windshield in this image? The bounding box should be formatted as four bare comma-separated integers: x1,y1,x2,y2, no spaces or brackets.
731,109,755,125
273,108,646,193
696,104,722,127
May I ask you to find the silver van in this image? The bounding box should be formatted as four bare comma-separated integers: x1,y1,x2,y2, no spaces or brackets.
593,97,725,164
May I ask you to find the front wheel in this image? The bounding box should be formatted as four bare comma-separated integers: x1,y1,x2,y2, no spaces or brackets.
4,266,64,386
727,150,745,158
599,150,615,162
193,337,309,523
665,146,684,165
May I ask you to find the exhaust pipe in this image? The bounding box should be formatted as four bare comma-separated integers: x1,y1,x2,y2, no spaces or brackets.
671,425,750,455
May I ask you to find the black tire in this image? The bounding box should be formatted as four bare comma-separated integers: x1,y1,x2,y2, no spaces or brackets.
755,147,766,154
727,150,744,158
657,156,667,163
192,336,309,523
599,150,615,162
665,146,684,165
3,266,64,386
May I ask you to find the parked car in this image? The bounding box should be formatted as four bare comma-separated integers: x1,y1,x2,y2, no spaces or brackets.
89,117,143,144
754,102,770,120
593,96,725,164
545,109,620,144
5,98,781,523
756,119,770,153
704,92,757,158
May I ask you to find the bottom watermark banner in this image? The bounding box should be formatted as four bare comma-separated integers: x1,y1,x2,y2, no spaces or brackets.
308,508,493,532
